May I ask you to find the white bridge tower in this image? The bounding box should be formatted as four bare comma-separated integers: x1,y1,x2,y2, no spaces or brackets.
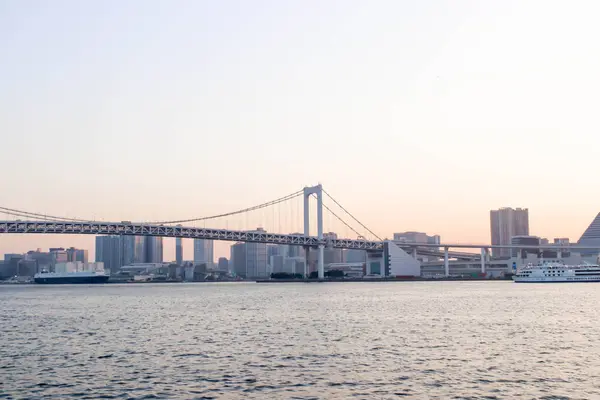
303,184,324,279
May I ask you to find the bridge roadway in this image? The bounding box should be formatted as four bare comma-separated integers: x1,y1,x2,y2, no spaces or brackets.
2,220,599,255
0,220,383,250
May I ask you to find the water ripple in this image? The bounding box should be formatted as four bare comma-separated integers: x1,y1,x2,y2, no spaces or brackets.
1,282,600,398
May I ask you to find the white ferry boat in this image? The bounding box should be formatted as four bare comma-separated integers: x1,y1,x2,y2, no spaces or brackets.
513,262,600,283
34,270,110,284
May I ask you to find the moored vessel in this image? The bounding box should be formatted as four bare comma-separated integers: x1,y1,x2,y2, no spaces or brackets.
513,262,600,283
34,271,110,284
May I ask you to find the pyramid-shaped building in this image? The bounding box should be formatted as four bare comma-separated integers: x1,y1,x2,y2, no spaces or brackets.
578,212,600,255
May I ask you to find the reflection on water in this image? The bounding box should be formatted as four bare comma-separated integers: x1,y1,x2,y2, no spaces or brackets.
1,282,599,399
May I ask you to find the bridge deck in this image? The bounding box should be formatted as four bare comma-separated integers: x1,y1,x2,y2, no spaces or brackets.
0,221,384,250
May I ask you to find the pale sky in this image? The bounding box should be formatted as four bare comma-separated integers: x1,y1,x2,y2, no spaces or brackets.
1,0,600,261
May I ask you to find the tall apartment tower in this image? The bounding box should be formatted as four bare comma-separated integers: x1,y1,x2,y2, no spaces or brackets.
175,237,183,266
144,236,163,264
193,239,214,267
490,207,529,257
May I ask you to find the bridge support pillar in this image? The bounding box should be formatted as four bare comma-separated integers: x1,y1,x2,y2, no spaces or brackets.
318,245,324,279
412,248,417,259
444,247,449,277
303,247,310,278
480,248,486,274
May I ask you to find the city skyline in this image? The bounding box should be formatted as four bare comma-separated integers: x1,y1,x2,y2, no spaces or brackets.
3,208,596,265
2,1,600,260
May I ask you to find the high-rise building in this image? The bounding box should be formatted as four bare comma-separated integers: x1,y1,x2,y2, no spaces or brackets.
144,236,163,264
270,255,285,273
490,207,529,257
95,236,123,273
231,242,247,277
67,247,88,263
96,235,156,273
49,248,68,270
175,237,183,266
246,239,268,278
193,239,214,267
121,236,135,266
26,249,53,273
217,257,229,271
287,244,304,258
228,229,268,278
267,245,279,260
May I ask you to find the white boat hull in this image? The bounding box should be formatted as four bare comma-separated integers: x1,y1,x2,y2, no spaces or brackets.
513,277,600,283
513,262,600,283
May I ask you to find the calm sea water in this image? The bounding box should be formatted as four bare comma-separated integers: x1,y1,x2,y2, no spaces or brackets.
1,281,599,399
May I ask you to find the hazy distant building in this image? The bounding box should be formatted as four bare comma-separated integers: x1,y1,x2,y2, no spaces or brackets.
230,242,247,277
267,245,279,260
67,247,88,263
287,234,305,258
490,207,529,257
193,239,214,267
175,237,183,266
217,257,229,272
49,248,68,267
270,254,285,273
246,229,268,277
344,249,366,263
288,246,304,258
554,238,571,257
117,235,146,265
95,236,123,273
511,235,541,258
96,235,159,273
144,236,163,264
1,254,23,278
393,232,440,246
285,257,306,275
229,229,268,278
578,213,600,256
26,249,53,273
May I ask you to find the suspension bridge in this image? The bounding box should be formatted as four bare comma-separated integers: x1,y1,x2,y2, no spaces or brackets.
2,184,598,278
0,185,392,279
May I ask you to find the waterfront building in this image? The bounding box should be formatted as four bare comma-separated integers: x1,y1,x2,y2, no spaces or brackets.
95,236,123,273
193,239,214,267
96,235,158,273
554,238,570,257
144,236,163,264
578,212,600,256
26,249,53,272
228,229,268,278
344,249,366,263
490,207,529,257
393,231,440,245
217,257,229,271
511,235,541,258
230,242,246,277
175,237,183,266
49,248,68,267
270,255,285,273
66,247,88,263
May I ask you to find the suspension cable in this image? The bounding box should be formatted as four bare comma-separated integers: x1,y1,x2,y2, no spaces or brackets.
312,194,363,239
0,190,304,226
142,190,304,225
321,189,382,241
0,206,91,222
